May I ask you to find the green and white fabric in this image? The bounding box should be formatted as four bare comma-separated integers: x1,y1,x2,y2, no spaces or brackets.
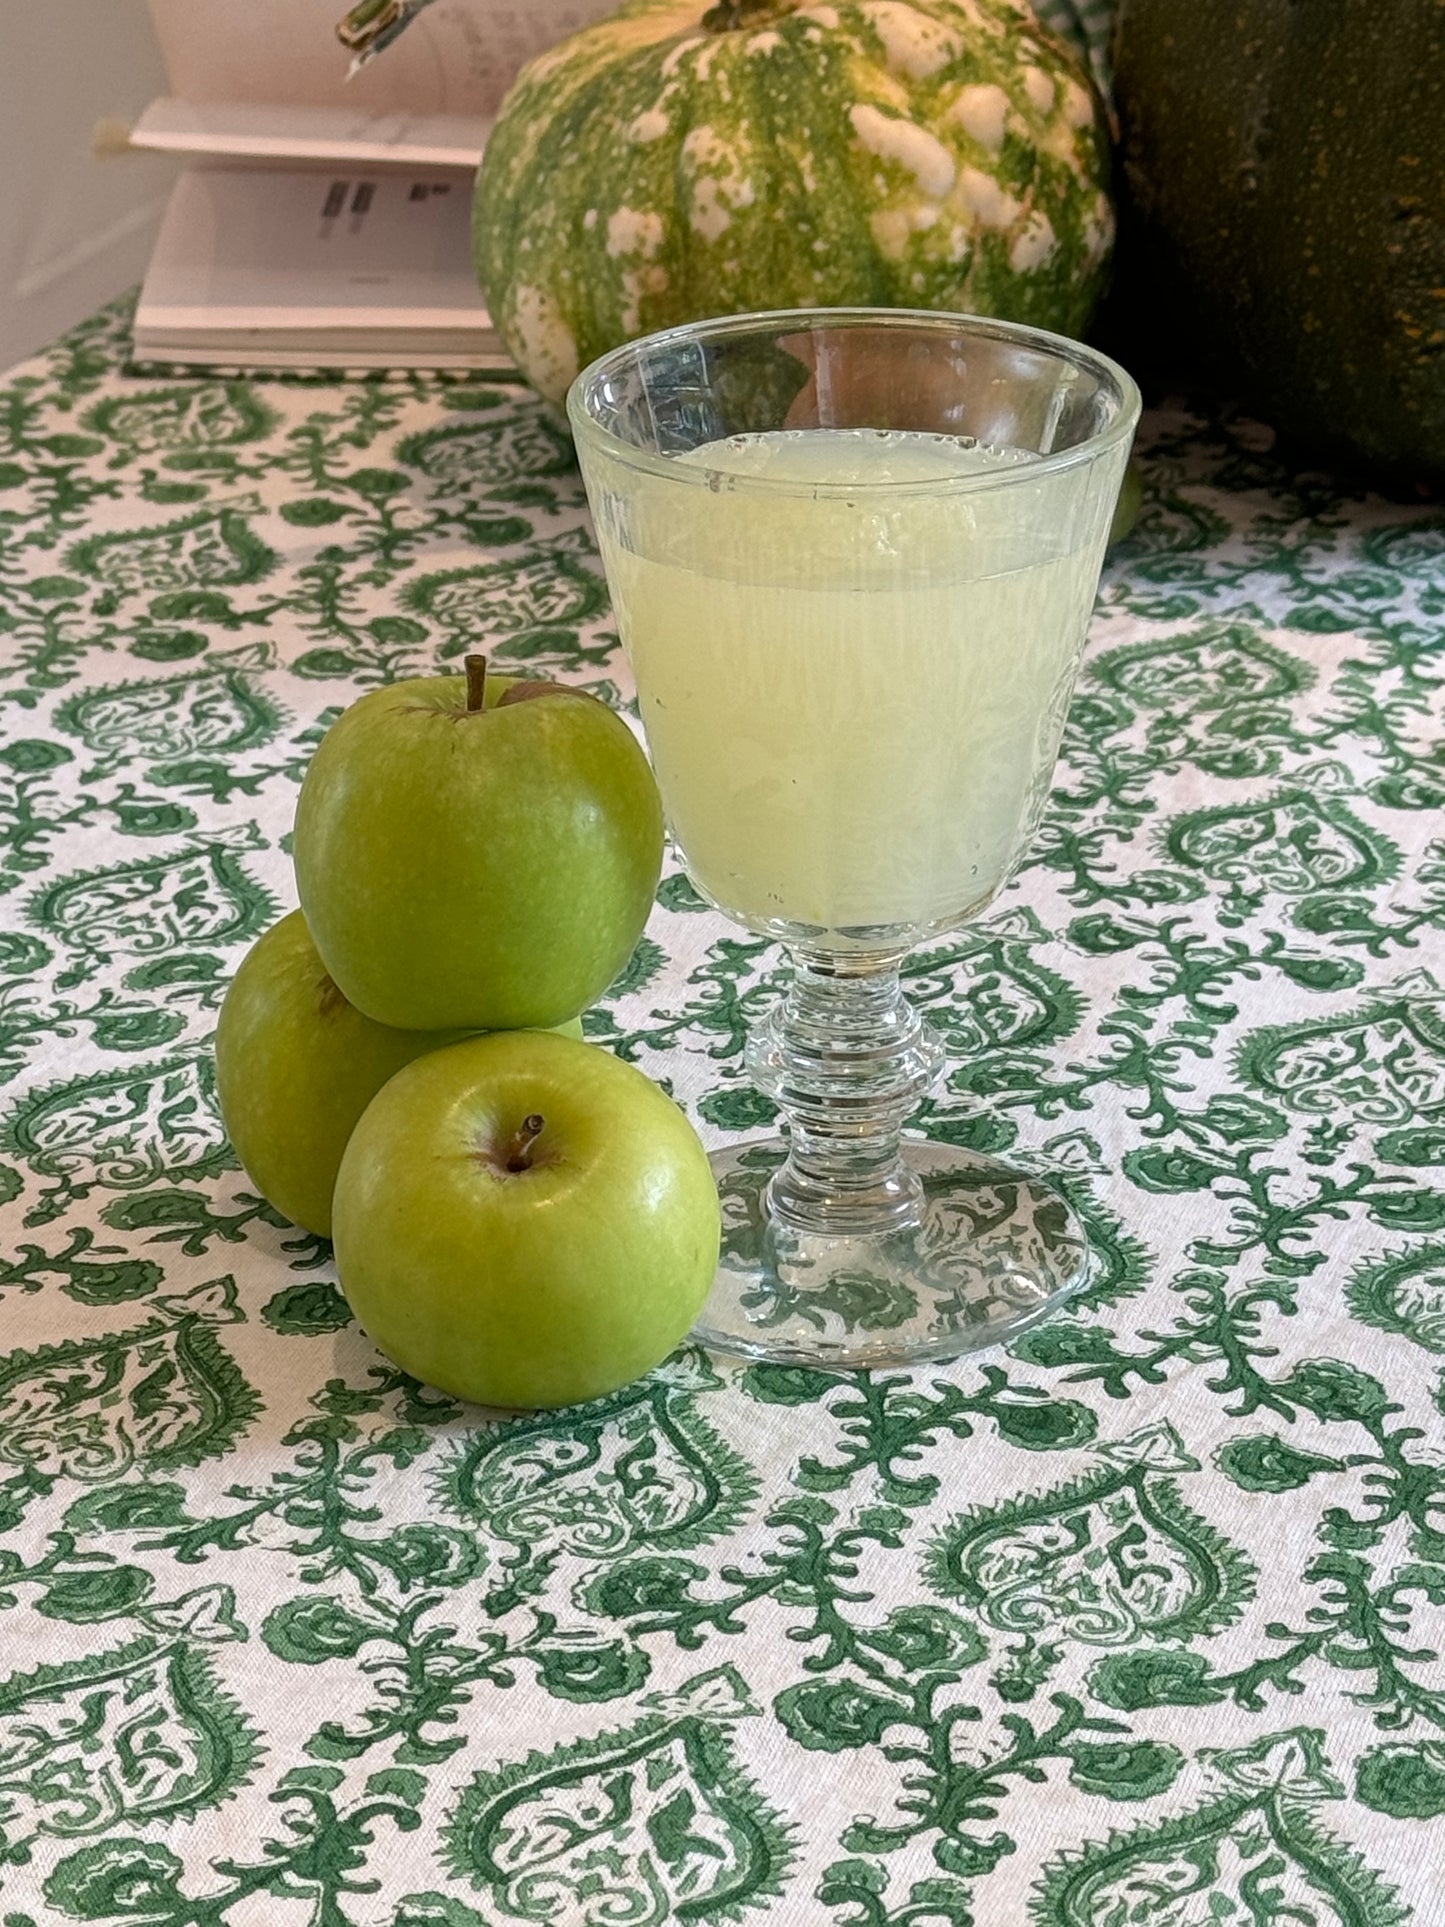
0,296,1442,1924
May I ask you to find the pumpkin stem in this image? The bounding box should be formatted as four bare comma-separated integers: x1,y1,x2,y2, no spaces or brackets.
701,0,782,30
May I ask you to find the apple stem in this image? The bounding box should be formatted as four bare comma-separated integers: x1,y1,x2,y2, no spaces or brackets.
504,1113,546,1173
465,654,487,712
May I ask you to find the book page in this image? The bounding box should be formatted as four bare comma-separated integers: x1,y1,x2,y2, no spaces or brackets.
131,99,489,169
147,0,617,119
138,165,489,326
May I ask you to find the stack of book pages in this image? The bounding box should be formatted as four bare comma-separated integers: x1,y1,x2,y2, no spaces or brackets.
130,0,613,370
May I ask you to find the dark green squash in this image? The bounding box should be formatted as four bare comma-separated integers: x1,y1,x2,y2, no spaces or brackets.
1112,0,1445,484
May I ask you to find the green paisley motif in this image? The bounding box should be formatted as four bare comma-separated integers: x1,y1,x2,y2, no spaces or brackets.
0,1275,259,1478
82,380,281,458
401,553,609,650
1165,790,1400,898
1235,977,1445,1128
438,1350,758,1565
395,411,575,491
27,831,276,979
1033,1730,1407,1927
0,1052,229,1205
925,1424,1255,1650
924,910,1087,1064
64,499,277,597
446,1668,794,1926
53,660,282,766
0,1601,259,1861
1092,622,1315,713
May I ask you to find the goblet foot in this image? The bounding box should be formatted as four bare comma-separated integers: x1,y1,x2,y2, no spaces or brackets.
694,1138,1090,1369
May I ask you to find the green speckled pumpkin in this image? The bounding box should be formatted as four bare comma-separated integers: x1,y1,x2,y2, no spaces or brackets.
475,0,1115,402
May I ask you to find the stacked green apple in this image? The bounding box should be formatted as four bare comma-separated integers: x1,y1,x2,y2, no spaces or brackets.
215,658,721,1410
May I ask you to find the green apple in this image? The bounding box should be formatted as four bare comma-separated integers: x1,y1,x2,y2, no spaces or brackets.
293,661,664,1031
332,1029,720,1409
215,909,582,1237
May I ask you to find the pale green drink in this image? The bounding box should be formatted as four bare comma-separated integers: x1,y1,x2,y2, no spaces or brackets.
600,426,1117,939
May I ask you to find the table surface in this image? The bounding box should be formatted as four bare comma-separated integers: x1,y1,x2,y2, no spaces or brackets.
0,296,1442,1927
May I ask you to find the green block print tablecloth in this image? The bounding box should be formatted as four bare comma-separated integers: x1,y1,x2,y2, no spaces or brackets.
0,297,1443,1926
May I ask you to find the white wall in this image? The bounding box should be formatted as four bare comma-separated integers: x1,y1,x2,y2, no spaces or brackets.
0,0,180,370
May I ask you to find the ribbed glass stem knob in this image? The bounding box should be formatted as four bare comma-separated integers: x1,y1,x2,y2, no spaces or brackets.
745,948,945,1235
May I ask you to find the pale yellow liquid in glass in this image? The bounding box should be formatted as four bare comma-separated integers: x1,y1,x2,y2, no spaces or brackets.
605,428,1108,937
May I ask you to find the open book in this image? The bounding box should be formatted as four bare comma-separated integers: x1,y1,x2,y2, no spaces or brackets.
130,0,615,369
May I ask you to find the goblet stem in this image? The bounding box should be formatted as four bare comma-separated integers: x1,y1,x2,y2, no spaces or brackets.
745,948,945,1237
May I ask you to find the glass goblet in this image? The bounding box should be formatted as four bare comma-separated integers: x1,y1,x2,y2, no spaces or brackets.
569,308,1139,1368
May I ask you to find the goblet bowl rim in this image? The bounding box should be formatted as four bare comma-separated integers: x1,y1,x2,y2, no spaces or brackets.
565,303,1141,500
